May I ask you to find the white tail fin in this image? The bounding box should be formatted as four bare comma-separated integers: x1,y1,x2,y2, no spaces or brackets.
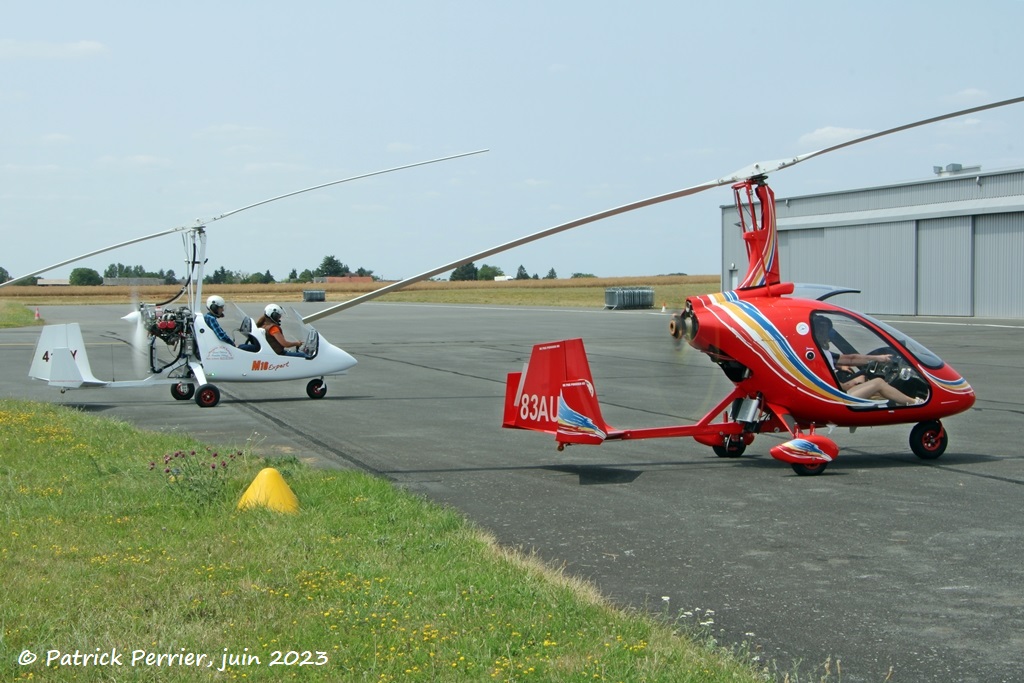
29,324,106,388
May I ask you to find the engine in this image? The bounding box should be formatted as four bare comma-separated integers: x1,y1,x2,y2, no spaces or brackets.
142,305,193,344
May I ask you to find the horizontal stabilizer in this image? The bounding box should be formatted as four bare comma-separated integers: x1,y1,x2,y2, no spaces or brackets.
48,348,86,388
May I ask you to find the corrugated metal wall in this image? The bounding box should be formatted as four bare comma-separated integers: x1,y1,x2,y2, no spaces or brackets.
779,223,916,314
918,216,972,316
974,213,1024,317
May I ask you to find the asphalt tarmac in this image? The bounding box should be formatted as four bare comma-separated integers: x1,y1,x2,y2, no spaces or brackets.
2,303,1022,682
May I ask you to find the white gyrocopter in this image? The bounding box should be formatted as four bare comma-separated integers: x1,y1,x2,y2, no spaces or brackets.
6,151,488,407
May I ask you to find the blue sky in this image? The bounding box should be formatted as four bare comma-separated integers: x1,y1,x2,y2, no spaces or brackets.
3,2,1024,282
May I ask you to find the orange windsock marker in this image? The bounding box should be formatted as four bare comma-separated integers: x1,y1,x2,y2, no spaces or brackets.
237,467,299,513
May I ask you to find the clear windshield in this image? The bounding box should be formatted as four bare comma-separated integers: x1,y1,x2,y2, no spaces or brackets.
810,310,933,406
856,314,944,369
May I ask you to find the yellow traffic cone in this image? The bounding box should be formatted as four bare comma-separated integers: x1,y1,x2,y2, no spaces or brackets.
237,467,299,513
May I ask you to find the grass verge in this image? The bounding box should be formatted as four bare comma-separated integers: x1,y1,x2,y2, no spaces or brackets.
0,302,42,329
0,399,766,682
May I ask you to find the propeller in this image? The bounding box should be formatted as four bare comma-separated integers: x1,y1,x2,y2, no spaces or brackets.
302,95,1024,324
0,149,489,288
121,295,153,377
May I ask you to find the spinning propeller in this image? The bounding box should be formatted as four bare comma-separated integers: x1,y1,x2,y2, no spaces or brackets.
120,298,153,378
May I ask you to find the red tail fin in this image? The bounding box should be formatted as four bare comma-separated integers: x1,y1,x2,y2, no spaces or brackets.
502,339,612,446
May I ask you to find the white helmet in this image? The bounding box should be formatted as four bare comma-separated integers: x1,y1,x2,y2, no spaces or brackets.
206,295,226,317
264,303,284,323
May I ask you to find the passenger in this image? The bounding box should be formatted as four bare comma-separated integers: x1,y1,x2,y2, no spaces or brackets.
812,316,921,406
204,295,257,351
256,304,306,357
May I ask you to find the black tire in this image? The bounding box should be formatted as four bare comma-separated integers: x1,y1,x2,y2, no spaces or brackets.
194,384,221,408
791,462,828,476
713,438,746,458
170,383,195,401
306,378,327,400
910,420,947,460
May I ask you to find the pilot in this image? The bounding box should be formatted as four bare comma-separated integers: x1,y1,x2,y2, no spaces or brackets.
812,316,921,406
204,295,257,351
256,304,306,357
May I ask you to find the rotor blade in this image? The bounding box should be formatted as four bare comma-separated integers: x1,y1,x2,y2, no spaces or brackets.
0,149,488,288
718,94,1024,180
303,95,1024,324
202,149,489,225
302,177,722,323
0,224,198,288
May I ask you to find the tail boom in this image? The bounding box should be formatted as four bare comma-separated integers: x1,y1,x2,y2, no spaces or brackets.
502,339,758,450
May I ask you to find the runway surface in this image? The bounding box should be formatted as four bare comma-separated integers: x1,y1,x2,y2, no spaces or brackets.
2,302,1023,682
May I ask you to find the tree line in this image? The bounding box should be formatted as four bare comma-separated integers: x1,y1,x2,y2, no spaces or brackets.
1,256,590,286
449,263,595,280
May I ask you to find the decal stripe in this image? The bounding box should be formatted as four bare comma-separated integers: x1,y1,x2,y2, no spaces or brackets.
708,293,880,407
556,396,607,439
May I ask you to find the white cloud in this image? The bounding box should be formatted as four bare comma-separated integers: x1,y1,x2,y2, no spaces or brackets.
0,89,29,103
939,117,981,131
798,126,874,149
1,163,63,173
241,161,305,173
0,40,107,59
40,133,73,145
198,124,269,139
96,155,172,169
386,142,417,153
947,88,990,104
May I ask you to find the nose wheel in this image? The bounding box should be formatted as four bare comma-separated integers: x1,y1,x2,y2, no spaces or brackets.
306,378,327,399
910,420,947,459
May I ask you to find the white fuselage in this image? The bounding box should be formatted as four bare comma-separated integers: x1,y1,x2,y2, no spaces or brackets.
193,316,356,383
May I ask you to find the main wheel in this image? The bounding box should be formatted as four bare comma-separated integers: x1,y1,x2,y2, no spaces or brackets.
306,378,327,399
791,462,828,476
910,420,947,459
713,437,746,458
194,384,221,408
171,383,195,401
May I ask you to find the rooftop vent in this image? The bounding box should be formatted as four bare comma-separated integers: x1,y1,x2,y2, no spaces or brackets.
933,163,981,177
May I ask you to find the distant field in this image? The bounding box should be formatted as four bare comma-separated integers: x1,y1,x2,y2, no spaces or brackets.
0,275,721,309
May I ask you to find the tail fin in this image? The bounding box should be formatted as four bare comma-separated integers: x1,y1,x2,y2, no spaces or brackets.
502,339,612,446
29,324,106,388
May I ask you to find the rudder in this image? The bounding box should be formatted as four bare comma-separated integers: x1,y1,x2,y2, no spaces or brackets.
502,339,612,445
29,323,105,387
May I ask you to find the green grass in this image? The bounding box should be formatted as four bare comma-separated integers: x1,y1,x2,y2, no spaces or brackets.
0,302,42,328
0,400,768,682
